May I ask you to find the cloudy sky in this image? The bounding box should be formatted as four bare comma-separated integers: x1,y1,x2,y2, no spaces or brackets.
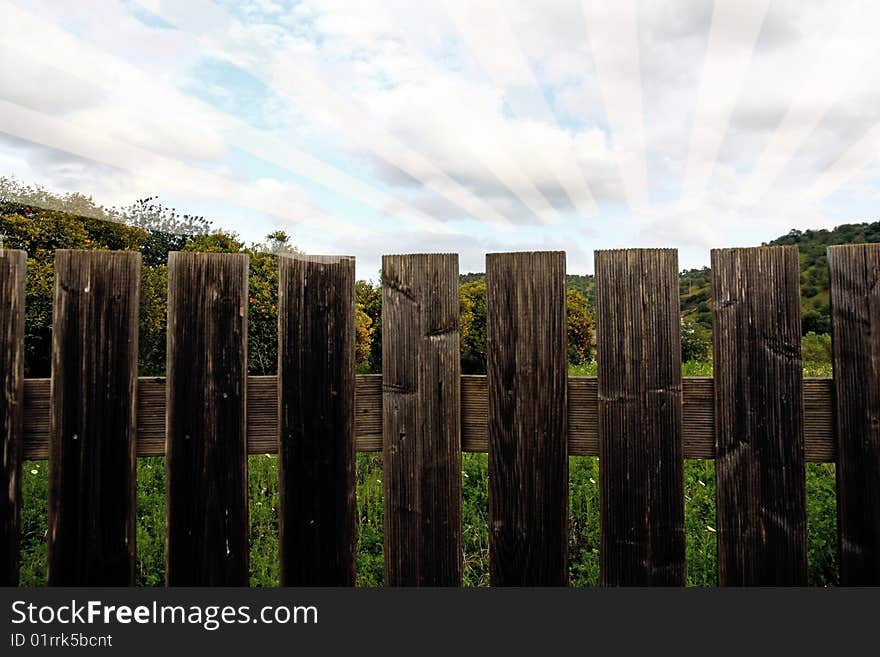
1,0,879,279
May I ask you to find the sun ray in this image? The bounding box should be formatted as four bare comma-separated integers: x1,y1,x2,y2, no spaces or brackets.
580,0,647,210
137,0,519,229
440,0,598,217
0,0,459,235
0,98,372,238
680,0,769,210
737,0,880,206
805,122,880,202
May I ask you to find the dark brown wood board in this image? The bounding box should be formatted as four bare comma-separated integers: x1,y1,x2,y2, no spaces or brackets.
595,249,685,586
47,250,140,585
278,255,356,585
712,246,807,585
382,254,462,586
829,244,880,584
165,252,249,586
0,250,25,586
486,251,568,586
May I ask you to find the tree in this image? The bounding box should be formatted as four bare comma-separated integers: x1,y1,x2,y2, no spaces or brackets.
460,281,487,373
0,177,305,378
116,196,212,266
262,230,299,255
355,279,382,373
355,306,374,369
1,176,114,221
802,331,832,363
1,180,148,377
566,289,593,365
681,319,711,362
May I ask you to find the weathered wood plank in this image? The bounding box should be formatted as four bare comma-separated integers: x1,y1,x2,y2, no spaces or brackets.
829,244,880,584
278,255,356,586
596,249,684,586
382,254,461,586
166,252,249,586
712,246,807,585
0,250,25,586
47,250,140,585
487,251,568,586
21,376,836,460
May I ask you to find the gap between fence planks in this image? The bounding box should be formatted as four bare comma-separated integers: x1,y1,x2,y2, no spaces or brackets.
19,375,836,461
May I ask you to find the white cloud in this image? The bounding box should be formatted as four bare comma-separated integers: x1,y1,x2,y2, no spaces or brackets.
1,0,879,278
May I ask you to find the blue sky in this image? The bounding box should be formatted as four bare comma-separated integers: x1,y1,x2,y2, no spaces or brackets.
1,0,879,279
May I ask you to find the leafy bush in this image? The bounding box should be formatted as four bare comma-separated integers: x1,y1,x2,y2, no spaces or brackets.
459,281,487,374
802,331,832,363
567,289,594,365
681,319,712,362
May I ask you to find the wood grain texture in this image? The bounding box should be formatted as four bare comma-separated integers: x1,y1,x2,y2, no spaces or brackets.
712,246,807,586
47,250,140,586
487,251,568,586
382,254,461,586
595,249,684,586
166,252,249,586
21,376,835,460
278,255,356,586
0,250,25,586
829,244,880,584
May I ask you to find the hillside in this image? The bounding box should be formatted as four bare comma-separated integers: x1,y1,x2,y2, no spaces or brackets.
682,221,880,334
461,272,594,302
462,220,880,337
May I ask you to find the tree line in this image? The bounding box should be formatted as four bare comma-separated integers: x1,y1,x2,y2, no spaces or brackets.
0,177,594,377
5,176,868,375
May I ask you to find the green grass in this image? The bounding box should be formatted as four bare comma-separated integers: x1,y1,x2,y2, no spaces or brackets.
570,360,833,378
16,361,839,587
569,362,717,377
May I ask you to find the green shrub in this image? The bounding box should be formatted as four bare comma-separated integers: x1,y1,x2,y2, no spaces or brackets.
802,332,832,363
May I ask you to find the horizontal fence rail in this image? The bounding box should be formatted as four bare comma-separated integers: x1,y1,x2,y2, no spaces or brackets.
4,244,880,587
18,376,836,461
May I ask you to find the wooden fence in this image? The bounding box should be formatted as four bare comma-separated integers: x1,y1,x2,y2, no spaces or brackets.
0,245,878,586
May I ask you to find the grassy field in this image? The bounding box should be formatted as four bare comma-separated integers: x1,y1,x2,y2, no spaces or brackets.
17,361,839,587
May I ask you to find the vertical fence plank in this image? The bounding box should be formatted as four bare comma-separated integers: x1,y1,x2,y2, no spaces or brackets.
166,252,249,586
278,255,356,585
487,251,567,586
595,249,685,586
0,250,25,586
382,253,461,586
829,244,880,584
47,250,140,585
712,246,807,585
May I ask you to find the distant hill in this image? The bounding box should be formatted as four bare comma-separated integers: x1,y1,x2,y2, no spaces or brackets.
460,272,594,302
461,220,880,336
682,221,880,334
766,222,880,333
